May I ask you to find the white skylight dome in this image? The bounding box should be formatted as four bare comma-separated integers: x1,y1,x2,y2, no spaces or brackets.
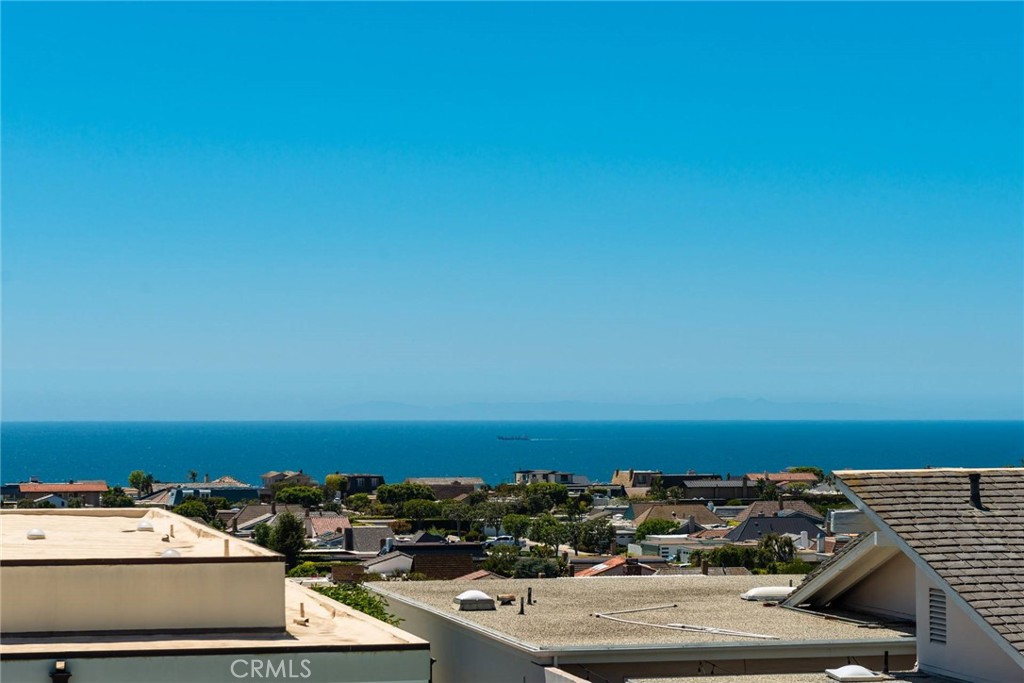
453,590,495,611
26,528,46,540
825,664,887,681
739,586,795,601
137,520,155,532
161,548,181,558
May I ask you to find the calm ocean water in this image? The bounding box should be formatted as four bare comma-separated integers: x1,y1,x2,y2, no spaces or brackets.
1,421,1022,488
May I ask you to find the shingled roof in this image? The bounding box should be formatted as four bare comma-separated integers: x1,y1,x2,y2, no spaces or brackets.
630,503,724,527
734,499,824,523
836,468,1024,657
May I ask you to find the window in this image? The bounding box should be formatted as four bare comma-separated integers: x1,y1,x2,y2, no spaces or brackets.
928,588,947,644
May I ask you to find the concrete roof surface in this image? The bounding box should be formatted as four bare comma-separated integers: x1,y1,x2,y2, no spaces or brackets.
629,672,957,683
373,575,914,649
0,582,425,656
0,509,275,560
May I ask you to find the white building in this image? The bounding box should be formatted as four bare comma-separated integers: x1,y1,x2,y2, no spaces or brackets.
0,508,430,683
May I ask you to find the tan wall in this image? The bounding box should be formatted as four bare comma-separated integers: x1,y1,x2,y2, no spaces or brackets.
839,553,916,620
915,571,1023,683
0,650,429,683
1,561,285,634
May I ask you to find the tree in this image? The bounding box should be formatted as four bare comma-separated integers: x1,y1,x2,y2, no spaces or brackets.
513,557,560,578
324,473,348,501
788,466,824,481
757,533,796,565
502,514,531,542
173,499,211,521
524,482,568,507
375,483,435,506
188,470,198,483
128,470,148,494
482,544,521,577
578,518,614,554
402,499,439,523
275,486,324,508
252,522,272,548
648,476,667,500
440,499,471,534
347,493,371,512
528,513,566,550
313,584,401,626
756,479,779,501
476,501,509,533
635,518,679,541
16,499,36,508
101,486,135,508
34,500,57,508
66,496,84,508
389,519,412,535
270,512,307,569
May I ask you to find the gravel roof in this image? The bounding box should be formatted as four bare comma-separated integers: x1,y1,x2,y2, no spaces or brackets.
372,575,913,649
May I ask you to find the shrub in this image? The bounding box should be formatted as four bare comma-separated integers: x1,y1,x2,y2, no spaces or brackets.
313,584,401,626
513,557,560,578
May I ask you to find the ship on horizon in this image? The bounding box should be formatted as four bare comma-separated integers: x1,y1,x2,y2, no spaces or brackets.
496,435,531,441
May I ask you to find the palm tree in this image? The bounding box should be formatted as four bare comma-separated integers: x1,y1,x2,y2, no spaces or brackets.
188,470,198,483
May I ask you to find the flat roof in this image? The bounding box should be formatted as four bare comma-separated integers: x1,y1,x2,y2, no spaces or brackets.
0,508,276,562
1,581,427,659
628,673,955,683
372,575,914,650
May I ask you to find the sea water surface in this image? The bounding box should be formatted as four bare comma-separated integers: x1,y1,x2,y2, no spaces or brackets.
2,421,1022,488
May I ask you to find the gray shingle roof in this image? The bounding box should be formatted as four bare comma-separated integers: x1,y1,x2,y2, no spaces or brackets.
735,499,824,523
837,468,1024,656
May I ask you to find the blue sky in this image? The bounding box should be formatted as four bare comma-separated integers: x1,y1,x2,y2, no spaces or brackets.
2,2,1022,420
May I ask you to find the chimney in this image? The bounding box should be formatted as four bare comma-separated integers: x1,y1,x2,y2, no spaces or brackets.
741,477,748,498
969,473,985,510
569,563,576,577
816,532,825,553
701,558,709,575
800,530,809,548
231,516,238,534
778,498,784,512
204,473,210,483
271,500,277,515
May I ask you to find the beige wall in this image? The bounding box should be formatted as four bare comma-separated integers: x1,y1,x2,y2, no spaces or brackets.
839,553,916,620
1,650,429,683
1,562,285,634
915,571,1023,683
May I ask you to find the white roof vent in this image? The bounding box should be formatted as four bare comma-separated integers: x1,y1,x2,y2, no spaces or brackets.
26,528,46,540
137,520,155,532
161,549,182,558
825,664,888,681
740,586,795,602
453,589,496,611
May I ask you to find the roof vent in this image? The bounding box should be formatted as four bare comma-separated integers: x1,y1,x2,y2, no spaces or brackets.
26,528,46,540
137,520,155,532
453,589,496,611
825,664,888,681
740,586,795,602
161,549,181,558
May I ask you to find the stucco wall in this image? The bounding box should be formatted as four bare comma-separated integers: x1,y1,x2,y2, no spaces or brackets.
838,553,916,620
915,571,1023,683
1,650,430,683
1,561,285,634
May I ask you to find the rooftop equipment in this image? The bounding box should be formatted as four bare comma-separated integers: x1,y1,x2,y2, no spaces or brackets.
453,590,496,612
740,586,795,602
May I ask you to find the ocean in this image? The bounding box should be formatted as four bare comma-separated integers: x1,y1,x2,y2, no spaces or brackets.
1,421,1022,488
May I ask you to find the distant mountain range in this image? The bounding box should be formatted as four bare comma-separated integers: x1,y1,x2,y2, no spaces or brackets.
329,398,910,421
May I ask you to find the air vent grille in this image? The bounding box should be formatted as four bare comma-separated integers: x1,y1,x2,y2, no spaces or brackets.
928,587,947,644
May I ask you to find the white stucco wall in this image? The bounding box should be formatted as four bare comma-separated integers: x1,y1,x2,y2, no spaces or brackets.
915,570,1023,683
0,650,430,683
1,561,285,633
839,553,916,620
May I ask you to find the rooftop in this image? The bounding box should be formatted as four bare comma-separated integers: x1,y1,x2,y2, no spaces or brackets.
629,672,956,683
0,508,273,561
835,467,1024,657
1,581,426,659
372,575,914,649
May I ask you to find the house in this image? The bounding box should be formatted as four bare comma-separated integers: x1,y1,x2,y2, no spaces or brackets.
363,550,414,576
734,498,825,523
0,508,431,683
628,534,706,562
454,569,504,581
31,494,68,508
138,475,259,507
260,469,317,491
14,480,108,507
628,502,725,527
658,472,723,487
338,473,386,495
574,556,658,577
680,478,752,501
610,469,662,498
371,574,915,683
724,514,824,543
405,477,485,500
783,468,1024,683
223,502,306,537
514,470,591,488
746,471,821,485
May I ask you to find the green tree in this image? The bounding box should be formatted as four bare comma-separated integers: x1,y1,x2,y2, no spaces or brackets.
476,501,509,533
389,519,412,535
757,533,796,565
524,482,569,507
482,544,522,577
324,473,348,501
347,493,371,512
275,486,324,508
528,513,566,550
313,584,401,626
513,556,560,578
34,500,57,508
16,499,36,508
66,496,85,508
579,518,614,553
252,522,272,548
375,483,435,506
402,498,439,523
270,512,307,568
756,479,779,501
128,470,154,495
501,513,531,542
101,486,135,508
635,518,680,541
173,499,211,521
188,470,198,483
788,466,824,481
648,476,667,500
440,499,471,534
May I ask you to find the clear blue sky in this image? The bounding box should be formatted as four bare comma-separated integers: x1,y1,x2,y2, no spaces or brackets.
2,2,1022,420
